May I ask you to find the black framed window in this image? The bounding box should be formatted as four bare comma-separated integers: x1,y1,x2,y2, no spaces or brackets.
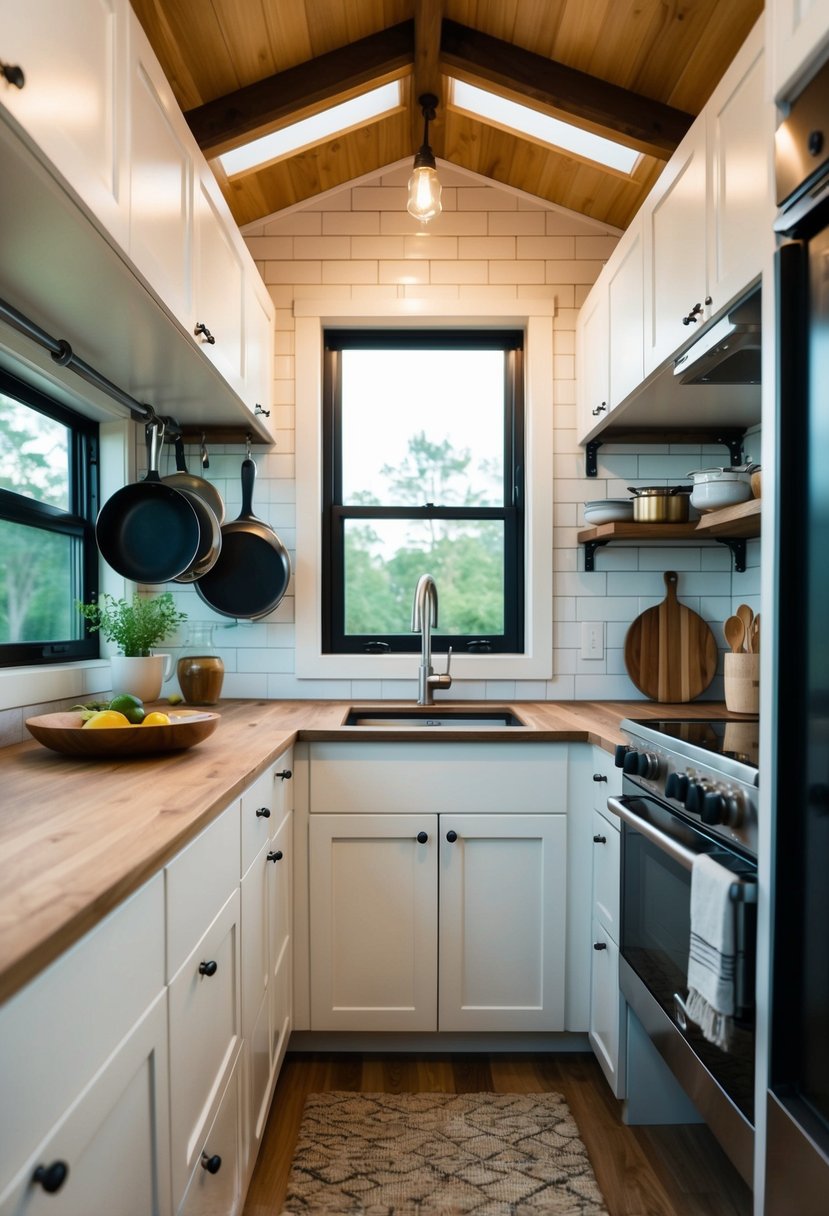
322,329,524,655
0,369,99,667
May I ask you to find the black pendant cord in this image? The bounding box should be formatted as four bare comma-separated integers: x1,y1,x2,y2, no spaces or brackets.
0,293,177,433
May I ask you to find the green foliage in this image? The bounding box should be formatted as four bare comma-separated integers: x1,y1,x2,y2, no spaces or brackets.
77,593,187,656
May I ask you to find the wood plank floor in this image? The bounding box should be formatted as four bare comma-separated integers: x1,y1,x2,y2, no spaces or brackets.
242,1052,752,1216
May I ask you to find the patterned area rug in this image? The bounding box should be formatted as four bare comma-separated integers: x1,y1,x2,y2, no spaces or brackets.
281,1091,609,1215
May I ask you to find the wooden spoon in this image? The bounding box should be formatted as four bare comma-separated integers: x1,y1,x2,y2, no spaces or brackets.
724,615,746,654
736,603,754,647
750,613,760,654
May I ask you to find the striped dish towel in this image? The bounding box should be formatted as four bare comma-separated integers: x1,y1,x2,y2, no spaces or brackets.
685,853,736,1050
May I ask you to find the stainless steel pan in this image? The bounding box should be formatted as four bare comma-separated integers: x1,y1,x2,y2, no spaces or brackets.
162,436,225,524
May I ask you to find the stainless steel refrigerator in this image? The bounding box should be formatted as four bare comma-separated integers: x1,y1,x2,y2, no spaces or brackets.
769,53,829,1214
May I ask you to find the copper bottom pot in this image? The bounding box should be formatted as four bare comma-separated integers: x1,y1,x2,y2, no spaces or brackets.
628,485,691,522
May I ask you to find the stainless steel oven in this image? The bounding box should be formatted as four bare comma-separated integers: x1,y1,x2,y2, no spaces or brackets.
610,718,759,1185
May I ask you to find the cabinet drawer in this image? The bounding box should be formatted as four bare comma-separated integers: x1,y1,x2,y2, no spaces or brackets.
0,876,164,1196
168,887,241,1205
592,810,620,939
589,917,626,1099
240,751,293,876
591,747,622,813
178,1051,241,1216
166,801,240,981
309,742,568,814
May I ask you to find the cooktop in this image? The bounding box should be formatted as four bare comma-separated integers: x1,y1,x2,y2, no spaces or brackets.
628,718,760,774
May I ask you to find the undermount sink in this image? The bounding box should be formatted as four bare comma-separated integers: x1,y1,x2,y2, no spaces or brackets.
343,707,526,728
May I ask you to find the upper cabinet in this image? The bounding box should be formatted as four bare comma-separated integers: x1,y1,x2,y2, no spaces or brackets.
577,17,770,445
769,0,829,102
0,1,274,440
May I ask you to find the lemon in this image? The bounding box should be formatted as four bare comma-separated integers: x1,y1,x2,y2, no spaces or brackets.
142,711,172,727
109,693,145,724
82,709,132,729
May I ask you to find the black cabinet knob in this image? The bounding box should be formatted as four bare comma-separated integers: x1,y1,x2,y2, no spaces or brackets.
416,831,428,844
593,833,607,844
593,941,608,951
267,850,283,863
200,1152,222,1174
591,401,607,415
194,321,216,344
1,62,25,89
446,830,458,843
277,769,292,780
592,772,608,783
32,1162,68,1193
198,960,218,977
255,806,271,818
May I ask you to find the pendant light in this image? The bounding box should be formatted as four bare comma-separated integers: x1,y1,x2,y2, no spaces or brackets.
407,93,442,224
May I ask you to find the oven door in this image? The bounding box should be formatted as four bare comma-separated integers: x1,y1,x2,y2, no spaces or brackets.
609,792,757,1182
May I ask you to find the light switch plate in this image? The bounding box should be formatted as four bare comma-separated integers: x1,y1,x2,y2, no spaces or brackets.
580,621,605,660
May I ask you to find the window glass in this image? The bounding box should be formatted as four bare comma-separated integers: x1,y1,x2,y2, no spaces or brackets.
0,395,70,510
0,519,78,644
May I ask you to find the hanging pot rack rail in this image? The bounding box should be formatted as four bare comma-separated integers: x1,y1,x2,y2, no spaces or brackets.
0,295,266,445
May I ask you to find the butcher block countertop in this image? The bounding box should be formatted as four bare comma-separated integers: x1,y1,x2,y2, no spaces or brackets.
0,697,745,1005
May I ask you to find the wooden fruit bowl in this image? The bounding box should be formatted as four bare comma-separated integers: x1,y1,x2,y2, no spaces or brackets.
25,709,220,757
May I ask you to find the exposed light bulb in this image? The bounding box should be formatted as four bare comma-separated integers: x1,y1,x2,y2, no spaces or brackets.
407,164,442,223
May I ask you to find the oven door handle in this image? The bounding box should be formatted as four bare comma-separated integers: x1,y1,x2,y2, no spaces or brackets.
607,796,696,870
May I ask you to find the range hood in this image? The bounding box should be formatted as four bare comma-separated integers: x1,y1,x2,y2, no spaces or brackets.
673,289,761,385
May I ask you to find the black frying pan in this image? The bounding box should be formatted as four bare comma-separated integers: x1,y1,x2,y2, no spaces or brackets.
195,457,291,619
96,423,201,583
162,436,226,524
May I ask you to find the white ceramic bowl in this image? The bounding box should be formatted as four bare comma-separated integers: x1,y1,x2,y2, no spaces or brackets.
689,479,753,512
583,499,635,525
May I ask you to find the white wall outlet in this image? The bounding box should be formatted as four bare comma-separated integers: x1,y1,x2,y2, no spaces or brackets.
580,621,605,660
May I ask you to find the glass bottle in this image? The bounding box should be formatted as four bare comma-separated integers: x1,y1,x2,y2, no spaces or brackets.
176,622,224,706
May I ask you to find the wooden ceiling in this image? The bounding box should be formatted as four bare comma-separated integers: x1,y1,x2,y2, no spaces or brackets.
131,0,764,230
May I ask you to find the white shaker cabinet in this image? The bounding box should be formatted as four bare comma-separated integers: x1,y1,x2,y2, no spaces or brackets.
177,1055,242,1216
607,212,645,409
588,749,626,1099
576,278,610,441
768,0,829,101
0,0,130,249
193,168,245,398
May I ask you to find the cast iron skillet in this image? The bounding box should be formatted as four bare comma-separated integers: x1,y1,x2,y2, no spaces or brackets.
96,423,200,583
195,457,291,619
161,435,226,525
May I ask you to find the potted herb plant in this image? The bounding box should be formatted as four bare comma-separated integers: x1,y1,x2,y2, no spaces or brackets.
78,592,188,702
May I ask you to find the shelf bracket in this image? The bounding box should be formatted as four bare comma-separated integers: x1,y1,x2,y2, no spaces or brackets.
585,439,603,477
584,539,610,571
719,434,744,467
716,538,747,572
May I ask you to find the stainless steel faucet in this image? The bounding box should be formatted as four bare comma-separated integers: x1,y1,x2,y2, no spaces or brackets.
411,573,452,705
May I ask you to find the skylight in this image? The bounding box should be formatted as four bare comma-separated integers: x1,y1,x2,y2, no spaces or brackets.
219,80,402,177
450,79,640,174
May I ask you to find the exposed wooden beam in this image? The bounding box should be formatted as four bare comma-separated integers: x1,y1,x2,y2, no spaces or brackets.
413,0,443,148
185,20,414,159
440,19,693,160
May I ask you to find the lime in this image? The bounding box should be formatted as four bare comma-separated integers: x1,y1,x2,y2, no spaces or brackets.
167,692,183,705
109,693,145,724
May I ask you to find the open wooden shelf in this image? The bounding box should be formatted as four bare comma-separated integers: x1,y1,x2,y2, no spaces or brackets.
578,498,761,571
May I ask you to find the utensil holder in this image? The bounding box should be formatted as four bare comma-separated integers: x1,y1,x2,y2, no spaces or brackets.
724,652,760,714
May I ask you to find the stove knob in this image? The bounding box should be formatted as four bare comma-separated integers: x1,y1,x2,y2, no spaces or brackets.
702,790,727,826
637,751,659,780
685,780,705,815
614,744,629,768
623,750,640,775
666,772,690,802
723,793,746,828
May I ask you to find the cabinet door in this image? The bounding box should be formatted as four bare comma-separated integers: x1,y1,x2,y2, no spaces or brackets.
769,0,829,100
644,119,709,374
438,814,567,1032
707,30,771,309
309,813,438,1031
0,992,171,1216
576,280,609,441
591,810,620,939
589,919,626,1099
243,269,275,425
168,888,241,1206
0,0,130,247
194,169,245,395
128,14,193,324
608,215,644,408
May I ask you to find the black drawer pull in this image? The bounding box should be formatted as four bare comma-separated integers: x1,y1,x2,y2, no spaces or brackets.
267,850,283,863
198,960,218,977
277,769,292,780
593,941,608,951
593,833,607,844
592,773,608,783
201,1152,222,1174
255,806,271,818
32,1162,68,1193
446,830,458,843
416,831,428,844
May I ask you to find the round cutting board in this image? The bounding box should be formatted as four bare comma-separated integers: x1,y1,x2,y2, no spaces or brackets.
624,570,718,702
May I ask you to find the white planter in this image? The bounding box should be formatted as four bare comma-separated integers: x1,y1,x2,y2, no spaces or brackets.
109,654,174,703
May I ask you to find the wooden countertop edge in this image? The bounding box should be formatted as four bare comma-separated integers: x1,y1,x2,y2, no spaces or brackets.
0,698,748,1005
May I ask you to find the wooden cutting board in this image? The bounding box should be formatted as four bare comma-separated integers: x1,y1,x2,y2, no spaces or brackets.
624,571,718,702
